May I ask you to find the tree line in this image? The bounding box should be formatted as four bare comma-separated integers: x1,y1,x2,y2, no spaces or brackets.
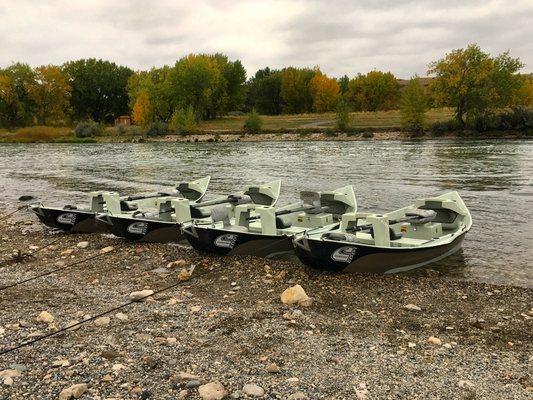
0,44,531,131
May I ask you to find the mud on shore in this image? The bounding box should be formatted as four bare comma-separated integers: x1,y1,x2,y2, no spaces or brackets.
0,210,531,399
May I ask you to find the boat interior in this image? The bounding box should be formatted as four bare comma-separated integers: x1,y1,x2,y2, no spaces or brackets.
321,191,472,248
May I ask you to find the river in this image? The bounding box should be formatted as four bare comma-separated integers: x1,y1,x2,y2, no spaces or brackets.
0,140,531,287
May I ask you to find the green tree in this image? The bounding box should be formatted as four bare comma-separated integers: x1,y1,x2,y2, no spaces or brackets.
243,109,263,134
346,71,399,112
63,58,133,122
246,67,283,115
338,75,350,95
26,65,71,125
169,105,198,135
280,67,315,114
335,98,351,131
399,77,428,132
169,54,224,120
428,44,524,127
0,63,35,127
211,54,247,111
127,67,173,122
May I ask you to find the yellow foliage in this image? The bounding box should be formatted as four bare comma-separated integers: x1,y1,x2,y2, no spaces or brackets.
309,73,340,112
132,90,152,127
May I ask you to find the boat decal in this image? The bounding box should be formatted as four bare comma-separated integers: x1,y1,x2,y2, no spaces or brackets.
127,221,149,235
331,246,356,263
214,233,238,249
56,212,77,225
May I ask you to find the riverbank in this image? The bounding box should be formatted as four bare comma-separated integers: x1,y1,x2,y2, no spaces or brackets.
0,209,531,399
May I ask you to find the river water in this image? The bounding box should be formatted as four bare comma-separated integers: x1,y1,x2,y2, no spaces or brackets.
0,140,531,287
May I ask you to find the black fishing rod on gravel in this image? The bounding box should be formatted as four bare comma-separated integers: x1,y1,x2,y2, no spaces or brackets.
0,205,29,223
0,263,223,357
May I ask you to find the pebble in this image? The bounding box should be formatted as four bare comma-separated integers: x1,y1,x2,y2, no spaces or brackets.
167,259,187,269
281,284,311,305
76,241,89,249
266,363,281,373
287,392,307,400
427,336,442,346
242,383,265,397
458,380,475,389
403,304,422,311
198,381,227,400
93,316,111,327
36,311,54,324
100,246,114,254
186,380,201,388
178,268,192,281
58,383,88,400
115,312,129,321
129,289,154,301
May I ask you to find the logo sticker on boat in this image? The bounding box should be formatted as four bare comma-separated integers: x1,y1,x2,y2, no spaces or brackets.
214,233,238,249
56,212,76,225
331,246,356,263
126,222,149,235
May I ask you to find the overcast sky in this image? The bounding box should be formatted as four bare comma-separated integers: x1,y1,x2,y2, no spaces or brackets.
1,0,532,79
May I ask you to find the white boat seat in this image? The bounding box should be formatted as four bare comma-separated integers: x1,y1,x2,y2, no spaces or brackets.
190,206,210,219
120,201,138,212
406,209,437,225
276,215,292,229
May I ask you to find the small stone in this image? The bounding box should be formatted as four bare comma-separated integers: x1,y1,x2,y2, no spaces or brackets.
443,343,452,349
61,249,74,256
178,389,189,399
36,311,54,324
408,342,416,348
190,305,202,313
102,374,113,382
101,350,120,360
167,337,177,345
403,304,421,311
178,372,201,381
115,312,128,321
129,289,154,301
0,370,22,379
29,245,39,250
65,320,80,331
18,195,34,201
281,284,310,305
198,381,227,400
52,359,70,367
76,241,89,249
58,383,88,400
100,246,114,254
355,382,369,399
178,268,192,282
186,380,201,388
458,380,475,389
242,383,265,397
427,336,442,346
288,393,307,400
167,259,187,269
286,377,299,383
93,316,110,327
266,363,280,373
3,376,13,386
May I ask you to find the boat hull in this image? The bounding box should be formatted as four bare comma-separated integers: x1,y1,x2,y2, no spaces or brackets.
294,233,466,273
30,206,107,233
183,225,294,258
100,214,183,242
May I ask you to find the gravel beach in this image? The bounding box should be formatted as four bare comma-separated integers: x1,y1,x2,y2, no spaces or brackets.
0,210,531,399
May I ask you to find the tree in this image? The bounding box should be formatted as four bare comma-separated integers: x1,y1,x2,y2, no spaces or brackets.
399,77,428,132
211,54,246,111
127,67,173,122
246,68,283,115
0,63,35,127
169,105,198,135
428,44,524,127
338,75,350,95
346,71,399,112
243,109,263,134
309,72,340,112
63,58,133,122
26,65,71,125
169,54,224,120
132,90,152,127
280,67,315,114
335,98,351,131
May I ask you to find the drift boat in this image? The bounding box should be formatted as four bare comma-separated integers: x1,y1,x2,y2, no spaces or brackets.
29,176,210,234
98,180,281,242
183,185,357,258
294,191,471,273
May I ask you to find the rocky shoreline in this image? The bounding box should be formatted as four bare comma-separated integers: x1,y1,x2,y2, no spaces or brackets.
0,210,531,399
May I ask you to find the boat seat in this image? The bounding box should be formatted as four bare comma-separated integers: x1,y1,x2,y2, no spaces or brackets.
189,206,211,219
369,227,403,240
276,215,292,229
322,232,357,243
120,201,138,212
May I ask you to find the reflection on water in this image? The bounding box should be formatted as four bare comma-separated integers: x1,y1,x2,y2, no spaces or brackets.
0,140,532,287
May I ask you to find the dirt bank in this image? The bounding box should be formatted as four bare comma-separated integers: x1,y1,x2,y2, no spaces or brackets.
0,210,531,399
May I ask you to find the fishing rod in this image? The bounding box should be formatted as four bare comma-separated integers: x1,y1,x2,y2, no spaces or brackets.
0,262,222,356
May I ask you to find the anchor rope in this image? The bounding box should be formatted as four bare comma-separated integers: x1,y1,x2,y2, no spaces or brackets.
0,235,65,268
0,264,221,356
0,205,28,223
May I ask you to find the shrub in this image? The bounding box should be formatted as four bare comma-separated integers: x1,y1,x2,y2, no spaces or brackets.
243,109,263,134
400,77,428,133
362,132,374,138
116,124,127,135
430,119,461,136
169,106,198,135
145,120,168,136
74,121,103,138
497,107,533,131
335,99,351,131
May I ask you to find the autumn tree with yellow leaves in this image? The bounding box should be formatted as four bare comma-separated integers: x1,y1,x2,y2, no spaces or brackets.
309,72,340,112
132,90,152,127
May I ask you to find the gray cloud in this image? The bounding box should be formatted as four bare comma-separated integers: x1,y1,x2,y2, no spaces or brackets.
0,0,531,78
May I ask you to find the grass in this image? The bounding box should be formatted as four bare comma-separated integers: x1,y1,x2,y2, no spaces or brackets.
199,108,454,131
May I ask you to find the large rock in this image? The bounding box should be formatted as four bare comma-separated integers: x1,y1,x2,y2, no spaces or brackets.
129,290,154,301
242,383,265,397
58,383,88,400
37,311,54,324
280,285,310,306
198,381,227,400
